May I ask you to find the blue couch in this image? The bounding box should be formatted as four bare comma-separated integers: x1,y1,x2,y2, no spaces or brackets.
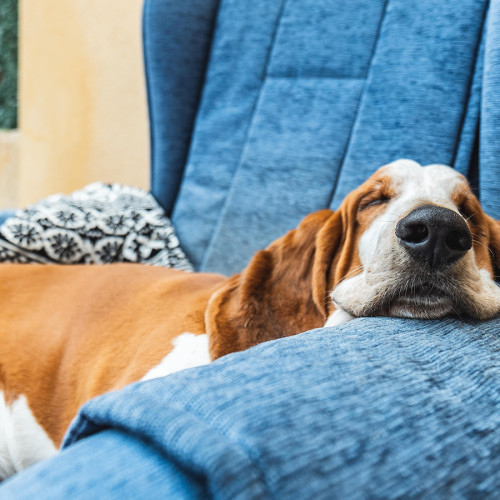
2,0,500,497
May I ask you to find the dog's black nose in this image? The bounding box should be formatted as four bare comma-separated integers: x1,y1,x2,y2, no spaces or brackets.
395,204,472,268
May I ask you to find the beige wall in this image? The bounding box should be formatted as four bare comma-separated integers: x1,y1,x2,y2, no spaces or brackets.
17,0,149,207
0,130,20,209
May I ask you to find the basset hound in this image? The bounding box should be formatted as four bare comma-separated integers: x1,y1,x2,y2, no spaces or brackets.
1,159,499,478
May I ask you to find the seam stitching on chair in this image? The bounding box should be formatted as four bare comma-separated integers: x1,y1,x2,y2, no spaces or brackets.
200,0,289,271
326,0,390,209
450,0,489,170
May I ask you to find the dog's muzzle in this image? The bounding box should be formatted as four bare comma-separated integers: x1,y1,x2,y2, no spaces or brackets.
395,205,472,269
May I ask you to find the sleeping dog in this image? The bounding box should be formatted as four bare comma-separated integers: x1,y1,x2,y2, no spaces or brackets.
1,159,499,478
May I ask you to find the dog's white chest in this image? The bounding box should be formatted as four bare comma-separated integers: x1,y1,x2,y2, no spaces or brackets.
141,332,211,381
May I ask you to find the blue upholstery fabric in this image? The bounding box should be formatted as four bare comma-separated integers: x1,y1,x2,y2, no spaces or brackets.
169,0,491,274
4,318,500,499
0,210,15,226
330,0,488,206
1,430,207,499
481,2,500,219
144,0,220,216
2,0,500,498
171,0,287,269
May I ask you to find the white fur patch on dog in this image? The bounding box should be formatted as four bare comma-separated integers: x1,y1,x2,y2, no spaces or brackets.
324,308,354,327
141,332,210,381
0,392,57,480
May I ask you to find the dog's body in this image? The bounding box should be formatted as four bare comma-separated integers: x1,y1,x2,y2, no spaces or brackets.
1,160,500,478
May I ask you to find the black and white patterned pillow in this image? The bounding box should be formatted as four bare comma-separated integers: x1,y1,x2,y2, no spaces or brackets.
0,182,193,271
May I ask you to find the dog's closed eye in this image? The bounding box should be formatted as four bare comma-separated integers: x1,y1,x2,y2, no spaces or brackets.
359,194,391,211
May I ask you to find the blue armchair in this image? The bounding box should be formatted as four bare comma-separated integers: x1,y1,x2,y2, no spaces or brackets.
2,0,500,498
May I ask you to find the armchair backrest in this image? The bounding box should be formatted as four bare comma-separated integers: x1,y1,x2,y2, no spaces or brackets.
144,0,493,275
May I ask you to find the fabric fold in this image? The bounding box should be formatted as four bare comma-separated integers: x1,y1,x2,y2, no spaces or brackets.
64,317,500,498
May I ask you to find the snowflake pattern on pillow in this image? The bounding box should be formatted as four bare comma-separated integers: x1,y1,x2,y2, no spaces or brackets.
0,183,193,270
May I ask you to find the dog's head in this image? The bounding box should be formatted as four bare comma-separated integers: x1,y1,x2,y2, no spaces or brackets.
207,159,500,359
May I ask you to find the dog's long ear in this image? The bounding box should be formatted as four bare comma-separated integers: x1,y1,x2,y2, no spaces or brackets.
486,214,500,274
206,209,344,360
457,188,500,276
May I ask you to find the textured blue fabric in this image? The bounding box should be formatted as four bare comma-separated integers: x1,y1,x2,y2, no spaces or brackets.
171,0,287,268
330,0,488,207
5,318,496,499
3,0,500,498
143,0,220,216
480,1,500,220
200,0,388,273
0,210,14,226
0,430,207,499
168,0,491,274
453,9,486,181
171,0,387,271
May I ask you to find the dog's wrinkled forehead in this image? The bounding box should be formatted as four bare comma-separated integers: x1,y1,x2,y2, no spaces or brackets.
382,159,466,208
